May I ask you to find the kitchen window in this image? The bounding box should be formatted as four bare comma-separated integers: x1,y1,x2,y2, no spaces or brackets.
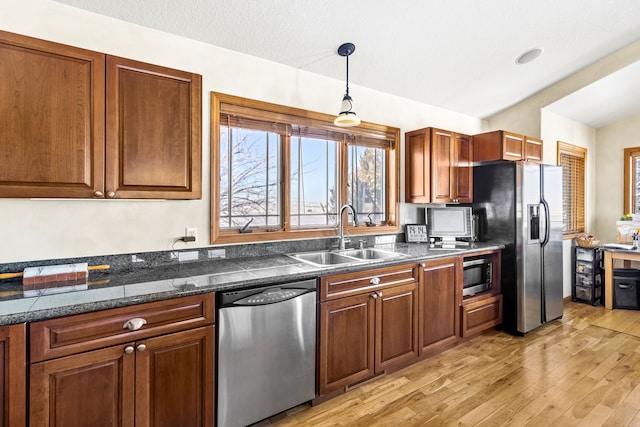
557,141,586,238
623,147,640,214
211,92,400,244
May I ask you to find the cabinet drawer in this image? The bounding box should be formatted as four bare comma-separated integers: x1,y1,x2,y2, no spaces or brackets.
30,293,214,362
460,294,502,338
576,247,598,262
576,273,601,287
575,285,601,302
320,263,418,301
576,261,594,275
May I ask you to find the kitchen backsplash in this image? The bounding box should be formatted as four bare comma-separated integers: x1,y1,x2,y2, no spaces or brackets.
0,233,403,274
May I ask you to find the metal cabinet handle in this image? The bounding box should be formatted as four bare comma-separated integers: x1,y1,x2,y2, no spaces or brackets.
136,344,147,352
124,346,134,354
370,277,381,285
377,291,383,298
123,317,147,331
106,191,116,199
93,191,104,198
371,292,378,299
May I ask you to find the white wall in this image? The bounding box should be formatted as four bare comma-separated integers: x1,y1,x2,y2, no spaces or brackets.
595,111,640,242
0,0,485,263
540,109,597,298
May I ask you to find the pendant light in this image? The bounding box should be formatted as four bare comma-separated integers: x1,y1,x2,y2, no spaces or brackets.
334,42,361,127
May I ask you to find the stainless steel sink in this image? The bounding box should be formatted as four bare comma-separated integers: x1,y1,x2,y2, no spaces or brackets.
336,248,403,260
290,251,362,266
289,248,405,267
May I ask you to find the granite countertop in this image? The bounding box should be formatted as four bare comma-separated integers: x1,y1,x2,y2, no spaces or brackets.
0,242,501,326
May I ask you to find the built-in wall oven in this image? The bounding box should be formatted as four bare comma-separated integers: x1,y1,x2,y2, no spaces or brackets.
463,255,493,296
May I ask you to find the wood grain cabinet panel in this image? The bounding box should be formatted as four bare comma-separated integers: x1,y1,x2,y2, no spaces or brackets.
430,129,454,203
454,133,473,203
0,30,202,199
376,282,419,372
419,258,461,357
135,326,215,427
461,294,503,338
404,131,431,203
29,344,136,427
30,293,214,362
524,136,543,162
405,127,472,204
0,324,26,427
318,293,375,395
318,264,419,395
0,30,105,198
105,56,202,199
473,130,543,163
29,294,215,427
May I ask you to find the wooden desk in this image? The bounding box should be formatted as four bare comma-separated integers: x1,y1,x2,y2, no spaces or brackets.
603,249,640,309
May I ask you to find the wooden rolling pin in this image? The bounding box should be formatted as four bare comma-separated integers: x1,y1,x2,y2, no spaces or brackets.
0,264,110,280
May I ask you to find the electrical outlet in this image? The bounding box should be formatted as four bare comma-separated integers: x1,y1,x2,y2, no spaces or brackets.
178,251,199,263
208,249,226,259
185,227,197,242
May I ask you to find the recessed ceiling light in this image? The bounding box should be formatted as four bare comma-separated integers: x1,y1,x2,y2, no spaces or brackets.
516,47,543,65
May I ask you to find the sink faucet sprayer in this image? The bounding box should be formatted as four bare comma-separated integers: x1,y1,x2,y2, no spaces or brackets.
338,204,358,250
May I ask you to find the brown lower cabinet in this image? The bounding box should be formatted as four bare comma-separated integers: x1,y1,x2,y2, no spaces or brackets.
317,253,503,398
28,294,215,427
461,294,503,338
419,258,461,356
317,264,419,395
0,323,26,427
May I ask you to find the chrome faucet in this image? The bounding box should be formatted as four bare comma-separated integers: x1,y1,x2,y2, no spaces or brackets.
338,204,358,250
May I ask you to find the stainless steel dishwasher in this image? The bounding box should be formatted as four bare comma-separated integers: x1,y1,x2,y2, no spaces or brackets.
217,279,317,427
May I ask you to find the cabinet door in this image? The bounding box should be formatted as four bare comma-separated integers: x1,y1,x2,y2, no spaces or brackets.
430,129,454,203
318,293,375,395
404,130,430,203
461,294,502,338
105,56,202,199
0,324,25,427
30,344,135,427
0,30,105,198
502,132,525,161
524,136,543,163
453,133,473,203
419,258,461,356
376,282,419,372
135,326,215,427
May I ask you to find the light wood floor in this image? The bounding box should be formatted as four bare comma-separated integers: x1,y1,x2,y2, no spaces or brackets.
261,301,640,426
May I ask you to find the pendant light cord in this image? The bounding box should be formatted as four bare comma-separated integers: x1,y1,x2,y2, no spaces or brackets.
345,53,350,97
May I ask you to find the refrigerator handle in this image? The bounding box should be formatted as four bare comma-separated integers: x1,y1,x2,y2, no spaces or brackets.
540,199,550,246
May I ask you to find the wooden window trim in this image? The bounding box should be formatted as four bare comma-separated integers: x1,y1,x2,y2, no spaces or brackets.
210,92,400,245
557,141,586,240
623,147,640,215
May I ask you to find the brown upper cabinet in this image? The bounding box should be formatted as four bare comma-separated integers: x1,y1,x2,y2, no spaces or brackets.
405,127,473,204
473,130,543,163
0,30,202,199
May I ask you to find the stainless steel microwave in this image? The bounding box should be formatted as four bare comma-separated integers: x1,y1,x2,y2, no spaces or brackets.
463,256,492,296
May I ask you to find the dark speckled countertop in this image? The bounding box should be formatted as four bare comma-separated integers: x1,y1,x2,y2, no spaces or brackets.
0,242,501,326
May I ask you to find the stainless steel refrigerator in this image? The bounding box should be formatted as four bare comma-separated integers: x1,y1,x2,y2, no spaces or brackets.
473,161,563,335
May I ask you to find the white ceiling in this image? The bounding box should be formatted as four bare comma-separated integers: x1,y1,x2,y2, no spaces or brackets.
54,0,640,128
